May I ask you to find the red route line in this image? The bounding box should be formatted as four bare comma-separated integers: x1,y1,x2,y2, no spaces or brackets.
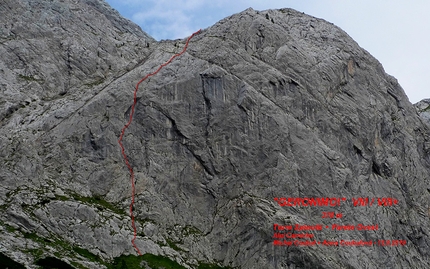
118,29,201,255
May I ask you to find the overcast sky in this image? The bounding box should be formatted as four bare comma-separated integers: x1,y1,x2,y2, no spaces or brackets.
105,0,429,104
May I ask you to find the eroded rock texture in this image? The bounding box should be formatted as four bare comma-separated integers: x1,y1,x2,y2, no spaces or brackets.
1,1,429,268
416,99,430,126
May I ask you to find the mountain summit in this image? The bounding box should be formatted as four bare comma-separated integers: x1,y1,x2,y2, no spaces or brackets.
1,1,429,268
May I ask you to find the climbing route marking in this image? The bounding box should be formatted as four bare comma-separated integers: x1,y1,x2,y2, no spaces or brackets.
118,29,201,255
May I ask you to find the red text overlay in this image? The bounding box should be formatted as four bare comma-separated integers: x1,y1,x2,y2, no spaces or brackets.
273,196,406,247
274,197,399,207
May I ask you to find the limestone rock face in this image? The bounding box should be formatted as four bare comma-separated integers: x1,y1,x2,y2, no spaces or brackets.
416,99,430,126
1,1,429,268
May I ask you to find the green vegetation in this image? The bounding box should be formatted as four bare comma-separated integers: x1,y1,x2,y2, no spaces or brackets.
197,263,235,269
21,231,107,268
4,223,17,233
27,248,44,260
165,238,182,251
183,225,202,236
141,254,186,269
35,256,75,269
3,229,238,269
0,252,25,269
108,255,237,269
71,193,124,215
23,232,40,241
70,260,88,269
109,254,187,269
55,194,69,201
18,74,43,82
73,246,105,265
84,79,105,87
2,193,233,269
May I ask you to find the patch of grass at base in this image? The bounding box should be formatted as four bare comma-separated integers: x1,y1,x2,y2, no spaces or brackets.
35,256,75,269
73,246,104,265
109,253,186,269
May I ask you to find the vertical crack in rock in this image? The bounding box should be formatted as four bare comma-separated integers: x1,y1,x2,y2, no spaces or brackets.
200,67,226,168
169,112,215,177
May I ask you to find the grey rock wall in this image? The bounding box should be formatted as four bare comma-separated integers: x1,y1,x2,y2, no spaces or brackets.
1,1,429,268
416,99,430,126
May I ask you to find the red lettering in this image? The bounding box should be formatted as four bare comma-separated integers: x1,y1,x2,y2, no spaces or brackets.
274,197,287,206
377,198,399,206
331,224,355,230
352,197,369,206
273,224,292,231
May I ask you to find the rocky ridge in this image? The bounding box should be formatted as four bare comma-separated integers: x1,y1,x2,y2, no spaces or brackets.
1,0,429,268
416,99,430,126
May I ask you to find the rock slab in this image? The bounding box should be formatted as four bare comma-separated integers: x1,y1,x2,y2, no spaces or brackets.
1,1,429,268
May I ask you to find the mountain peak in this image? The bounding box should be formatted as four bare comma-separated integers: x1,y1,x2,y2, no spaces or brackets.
1,1,429,268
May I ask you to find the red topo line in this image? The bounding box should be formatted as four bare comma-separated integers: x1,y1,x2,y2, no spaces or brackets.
118,29,201,255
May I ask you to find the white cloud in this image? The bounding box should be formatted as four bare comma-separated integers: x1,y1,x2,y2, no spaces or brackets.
128,0,207,39
105,0,430,102
132,10,194,40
